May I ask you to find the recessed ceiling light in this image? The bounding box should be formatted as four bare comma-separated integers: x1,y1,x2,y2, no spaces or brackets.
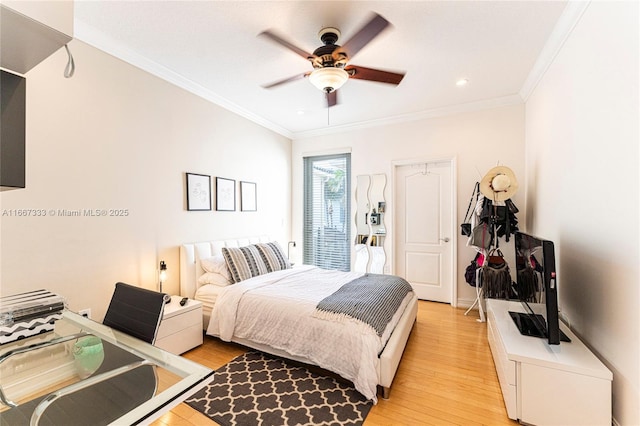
297,110,305,115
456,78,469,86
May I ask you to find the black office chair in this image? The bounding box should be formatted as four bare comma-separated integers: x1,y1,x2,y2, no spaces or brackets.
103,282,166,344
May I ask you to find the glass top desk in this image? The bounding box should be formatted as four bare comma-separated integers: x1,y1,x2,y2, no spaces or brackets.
0,310,214,425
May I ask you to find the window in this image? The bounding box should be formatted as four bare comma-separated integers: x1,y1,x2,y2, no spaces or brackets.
303,153,351,271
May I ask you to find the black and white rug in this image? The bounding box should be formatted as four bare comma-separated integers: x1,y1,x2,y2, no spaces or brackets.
186,351,372,426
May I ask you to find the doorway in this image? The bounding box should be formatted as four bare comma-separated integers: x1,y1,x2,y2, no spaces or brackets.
393,159,456,304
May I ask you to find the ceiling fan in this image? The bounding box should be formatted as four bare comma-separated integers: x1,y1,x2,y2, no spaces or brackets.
259,13,405,108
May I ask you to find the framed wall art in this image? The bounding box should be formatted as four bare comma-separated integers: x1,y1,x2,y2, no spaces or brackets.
186,173,211,211
240,181,257,211
216,177,236,211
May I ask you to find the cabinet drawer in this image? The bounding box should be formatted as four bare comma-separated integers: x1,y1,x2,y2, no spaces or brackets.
488,317,516,386
520,362,612,426
155,323,203,355
156,307,201,339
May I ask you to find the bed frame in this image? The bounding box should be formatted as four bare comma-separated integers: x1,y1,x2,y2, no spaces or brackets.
179,237,417,398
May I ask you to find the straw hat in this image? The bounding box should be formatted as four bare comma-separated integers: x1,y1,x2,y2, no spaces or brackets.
480,166,518,201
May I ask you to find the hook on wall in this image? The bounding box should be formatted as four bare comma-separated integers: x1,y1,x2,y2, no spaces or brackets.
406,163,430,178
64,44,75,78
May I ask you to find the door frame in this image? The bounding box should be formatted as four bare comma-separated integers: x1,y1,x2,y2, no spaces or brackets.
391,156,458,307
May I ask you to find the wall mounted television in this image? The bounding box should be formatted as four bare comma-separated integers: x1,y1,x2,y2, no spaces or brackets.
510,231,570,345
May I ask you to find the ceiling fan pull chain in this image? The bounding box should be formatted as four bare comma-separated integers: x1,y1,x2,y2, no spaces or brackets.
326,93,330,126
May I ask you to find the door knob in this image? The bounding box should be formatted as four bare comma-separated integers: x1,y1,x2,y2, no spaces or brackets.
440,237,450,243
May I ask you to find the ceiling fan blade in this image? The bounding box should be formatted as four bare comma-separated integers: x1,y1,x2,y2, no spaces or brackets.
259,30,315,61
327,90,338,107
262,72,310,89
345,65,405,85
334,13,390,60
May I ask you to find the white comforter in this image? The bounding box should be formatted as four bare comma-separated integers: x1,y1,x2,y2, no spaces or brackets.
207,265,411,402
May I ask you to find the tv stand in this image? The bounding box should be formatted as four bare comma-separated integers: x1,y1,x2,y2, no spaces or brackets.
487,299,612,425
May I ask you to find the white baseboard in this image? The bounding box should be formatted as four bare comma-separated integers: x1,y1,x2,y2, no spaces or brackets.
456,297,479,309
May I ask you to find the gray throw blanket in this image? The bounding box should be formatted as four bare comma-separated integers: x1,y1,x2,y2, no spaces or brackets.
315,274,414,336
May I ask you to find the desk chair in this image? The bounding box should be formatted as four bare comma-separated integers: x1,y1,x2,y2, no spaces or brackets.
103,282,166,344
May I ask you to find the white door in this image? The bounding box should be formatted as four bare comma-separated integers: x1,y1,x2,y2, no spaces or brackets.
394,161,454,303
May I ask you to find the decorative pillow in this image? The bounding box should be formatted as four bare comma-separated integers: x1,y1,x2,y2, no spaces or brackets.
197,272,232,287
222,245,269,283
200,255,232,281
255,242,291,272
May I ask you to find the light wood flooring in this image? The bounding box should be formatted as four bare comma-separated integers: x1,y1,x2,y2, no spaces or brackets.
151,301,518,425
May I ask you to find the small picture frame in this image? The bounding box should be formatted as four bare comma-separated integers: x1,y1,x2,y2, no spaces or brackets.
216,177,236,211
186,173,211,211
240,181,257,212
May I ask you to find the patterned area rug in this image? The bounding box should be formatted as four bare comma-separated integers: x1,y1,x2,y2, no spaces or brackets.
186,351,372,426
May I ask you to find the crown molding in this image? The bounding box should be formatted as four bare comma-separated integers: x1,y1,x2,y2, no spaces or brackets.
73,20,294,140
519,1,591,102
291,94,524,140
75,2,582,144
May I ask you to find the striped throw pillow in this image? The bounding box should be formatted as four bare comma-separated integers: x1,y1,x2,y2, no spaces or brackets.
255,242,291,272
221,245,269,283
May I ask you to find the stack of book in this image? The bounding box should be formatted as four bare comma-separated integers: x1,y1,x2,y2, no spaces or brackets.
0,290,66,345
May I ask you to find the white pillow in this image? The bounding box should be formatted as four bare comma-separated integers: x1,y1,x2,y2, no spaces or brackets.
198,272,232,287
200,255,232,280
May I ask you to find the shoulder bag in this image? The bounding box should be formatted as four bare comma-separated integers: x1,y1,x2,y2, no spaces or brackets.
460,182,480,236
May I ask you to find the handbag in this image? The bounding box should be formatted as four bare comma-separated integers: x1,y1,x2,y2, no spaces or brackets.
464,252,485,286
460,182,480,236
469,222,493,250
480,249,513,299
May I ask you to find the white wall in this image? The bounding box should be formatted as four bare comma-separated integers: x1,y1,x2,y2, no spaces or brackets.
524,2,639,424
292,104,526,306
0,41,292,321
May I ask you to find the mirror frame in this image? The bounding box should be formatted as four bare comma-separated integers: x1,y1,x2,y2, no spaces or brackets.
354,173,386,273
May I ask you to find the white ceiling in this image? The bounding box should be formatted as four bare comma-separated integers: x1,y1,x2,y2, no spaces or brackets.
73,1,570,139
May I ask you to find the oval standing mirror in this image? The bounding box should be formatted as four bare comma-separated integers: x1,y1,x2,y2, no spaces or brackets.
369,174,386,273
354,175,371,272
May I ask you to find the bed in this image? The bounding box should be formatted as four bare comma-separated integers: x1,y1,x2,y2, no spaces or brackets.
179,236,418,401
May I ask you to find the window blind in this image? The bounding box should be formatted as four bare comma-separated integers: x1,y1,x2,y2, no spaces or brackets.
303,153,351,271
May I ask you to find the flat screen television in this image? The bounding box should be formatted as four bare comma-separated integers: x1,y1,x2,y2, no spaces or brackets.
510,231,570,345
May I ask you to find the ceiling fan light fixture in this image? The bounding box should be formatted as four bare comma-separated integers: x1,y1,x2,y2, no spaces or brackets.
309,67,349,93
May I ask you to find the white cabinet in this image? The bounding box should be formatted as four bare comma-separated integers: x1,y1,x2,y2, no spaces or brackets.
155,296,203,355
487,299,612,425
1,70,26,190
1,0,73,74
1,0,73,35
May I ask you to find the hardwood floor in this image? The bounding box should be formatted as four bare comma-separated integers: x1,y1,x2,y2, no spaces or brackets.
151,301,518,425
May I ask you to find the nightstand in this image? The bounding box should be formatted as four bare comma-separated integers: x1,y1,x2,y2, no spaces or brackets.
155,296,203,355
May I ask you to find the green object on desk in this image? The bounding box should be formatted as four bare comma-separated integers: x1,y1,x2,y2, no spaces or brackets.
0,310,214,425
73,336,104,379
